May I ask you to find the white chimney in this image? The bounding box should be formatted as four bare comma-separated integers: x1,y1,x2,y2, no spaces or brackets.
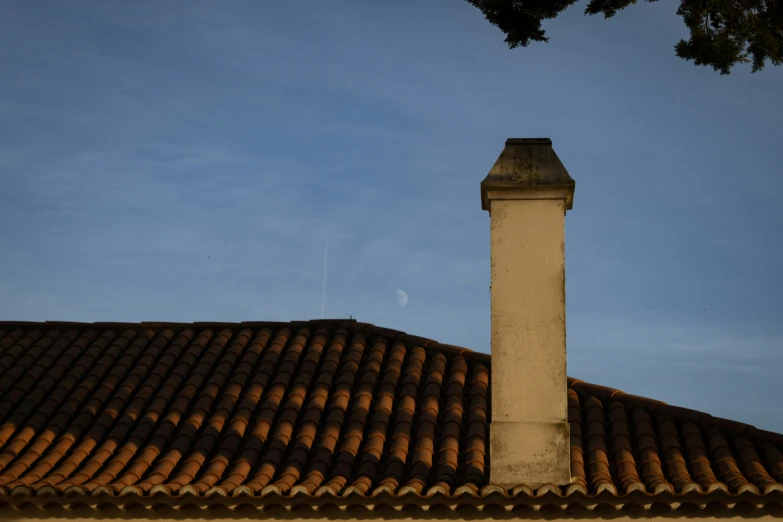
481,138,575,488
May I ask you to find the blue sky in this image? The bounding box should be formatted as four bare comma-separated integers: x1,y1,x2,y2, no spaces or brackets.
1,1,781,432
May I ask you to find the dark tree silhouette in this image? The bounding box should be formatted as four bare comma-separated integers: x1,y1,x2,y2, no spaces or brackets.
466,0,783,74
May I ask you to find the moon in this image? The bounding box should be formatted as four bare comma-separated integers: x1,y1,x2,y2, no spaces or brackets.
395,289,408,308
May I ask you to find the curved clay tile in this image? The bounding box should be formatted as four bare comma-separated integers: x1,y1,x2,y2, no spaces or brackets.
399,352,447,495
0,329,46,394
430,356,467,494
567,388,587,492
1,329,151,487
584,396,614,494
607,401,644,493
335,339,399,495
55,329,210,491
733,436,781,493
681,421,724,492
115,329,261,492
655,414,698,492
21,329,160,488
632,407,673,493
759,441,783,484
144,329,274,493
37,328,184,488
0,330,73,436
6,330,124,459
461,363,488,489
77,329,235,491
707,429,757,493
293,333,367,494
0,330,99,463
375,346,426,494
243,329,331,492
0,329,28,361
184,329,286,492
217,328,311,491
271,331,349,493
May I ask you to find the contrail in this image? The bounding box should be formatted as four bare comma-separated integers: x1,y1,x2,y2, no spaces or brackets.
320,236,328,319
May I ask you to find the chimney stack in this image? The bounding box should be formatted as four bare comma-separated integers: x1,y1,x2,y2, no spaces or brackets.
481,138,575,488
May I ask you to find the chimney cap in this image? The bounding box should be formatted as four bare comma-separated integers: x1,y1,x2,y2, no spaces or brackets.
481,138,575,211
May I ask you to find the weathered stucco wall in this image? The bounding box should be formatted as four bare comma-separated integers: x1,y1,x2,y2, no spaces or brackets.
487,193,571,488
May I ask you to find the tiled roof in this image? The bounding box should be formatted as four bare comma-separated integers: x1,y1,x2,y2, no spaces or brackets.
0,319,781,515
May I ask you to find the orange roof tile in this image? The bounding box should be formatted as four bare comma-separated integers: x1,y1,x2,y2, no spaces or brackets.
0,319,780,514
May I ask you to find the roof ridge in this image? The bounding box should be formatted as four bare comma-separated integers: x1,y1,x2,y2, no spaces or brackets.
0,320,494,364
0,319,359,328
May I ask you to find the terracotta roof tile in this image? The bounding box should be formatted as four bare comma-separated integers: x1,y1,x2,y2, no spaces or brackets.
0,320,780,513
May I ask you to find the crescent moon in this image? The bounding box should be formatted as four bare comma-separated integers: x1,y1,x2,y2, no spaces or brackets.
395,289,408,308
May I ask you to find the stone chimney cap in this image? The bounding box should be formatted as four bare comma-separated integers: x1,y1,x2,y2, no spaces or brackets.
480,138,575,211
